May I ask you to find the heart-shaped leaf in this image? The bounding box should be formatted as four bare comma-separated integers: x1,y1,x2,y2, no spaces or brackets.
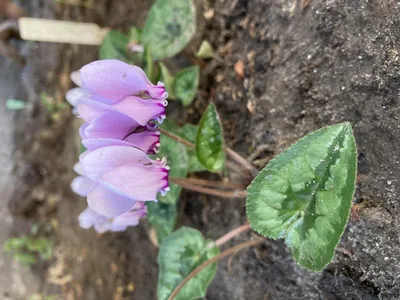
142,0,196,60
179,124,207,172
146,202,177,244
174,66,200,106
157,227,219,300
196,104,226,172
246,123,357,271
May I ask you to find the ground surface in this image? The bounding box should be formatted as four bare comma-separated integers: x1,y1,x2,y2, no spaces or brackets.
0,0,399,299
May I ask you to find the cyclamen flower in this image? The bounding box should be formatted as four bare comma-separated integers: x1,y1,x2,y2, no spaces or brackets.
78,202,147,233
68,60,170,230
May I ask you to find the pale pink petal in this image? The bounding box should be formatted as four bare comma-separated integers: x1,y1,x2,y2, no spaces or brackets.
80,60,147,102
99,164,169,201
77,98,110,123
87,184,136,218
70,71,82,87
111,96,166,125
73,162,84,175
124,130,160,154
71,176,96,197
84,111,139,140
78,207,106,229
82,138,133,150
66,87,86,107
81,146,151,180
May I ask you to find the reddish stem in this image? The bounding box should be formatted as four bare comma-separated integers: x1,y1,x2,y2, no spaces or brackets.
215,223,251,247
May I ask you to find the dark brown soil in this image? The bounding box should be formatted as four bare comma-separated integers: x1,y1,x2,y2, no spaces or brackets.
1,0,399,300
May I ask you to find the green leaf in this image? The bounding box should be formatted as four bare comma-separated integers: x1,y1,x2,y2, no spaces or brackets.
246,123,357,271
195,41,215,59
128,26,142,43
146,202,177,244
157,227,219,300
99,30,129,61
179,124,207,172
157,121,189,204
174,66,200,106
159,63,175,99
14,253,37,266
6,99,26,110
3,237,26,252
144,47,156,82
196,104,226,172
142,0,196,60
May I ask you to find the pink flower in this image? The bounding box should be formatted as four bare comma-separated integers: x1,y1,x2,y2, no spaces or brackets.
79,111,160,154
78,202,147,233
69,60,170,226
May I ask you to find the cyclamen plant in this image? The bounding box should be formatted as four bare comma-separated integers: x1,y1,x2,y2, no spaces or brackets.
68,58,357,299
69,60,169,232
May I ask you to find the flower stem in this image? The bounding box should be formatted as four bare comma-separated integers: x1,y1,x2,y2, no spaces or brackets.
159,127,195,148
170,177,247,199
215,223,251,247
159,127,257,175
225,147,258,175
181,177,246,189
167,238,263,300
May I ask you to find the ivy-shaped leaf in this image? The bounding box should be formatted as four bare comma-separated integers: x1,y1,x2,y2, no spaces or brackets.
196,104,226,172
147,202,177,244
157,121,189,205
179,124,207,172
246,123,357,271
157,227,219,300
174,66,200,106
99,30,129,61
142,0,196,60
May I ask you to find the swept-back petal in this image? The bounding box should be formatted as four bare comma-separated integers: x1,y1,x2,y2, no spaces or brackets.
81,146,151,180
84,111,139,140
124,130,160,154
82,138,133,150
87,184,136,217
80,60,147,101
78,207,106,229
71,176,96,197
66,87,86,107
99,164,169,201
111,96,166,125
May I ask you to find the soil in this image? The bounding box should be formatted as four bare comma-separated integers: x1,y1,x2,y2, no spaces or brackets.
0,0,399,300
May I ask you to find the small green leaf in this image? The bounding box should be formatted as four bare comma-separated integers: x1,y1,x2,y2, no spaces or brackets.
99,30,129,61
6,99,27,110
3,237,26,252
157,227,219,300
157,121,189,204
195,41,215,59
142,0,196,60
246,123,357,271
159,63,175,99
196,104,226,172
179,124,207,172
146,202,177,244
174,66,199,106
14,253,37,266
